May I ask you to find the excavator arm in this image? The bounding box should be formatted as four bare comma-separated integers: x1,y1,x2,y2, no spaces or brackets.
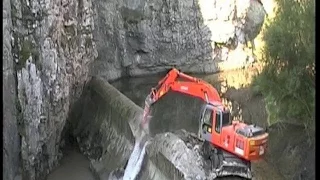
149,68,221,103
142,68,222,129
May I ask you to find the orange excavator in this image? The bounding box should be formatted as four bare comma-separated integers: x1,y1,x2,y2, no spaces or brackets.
141,68,269,179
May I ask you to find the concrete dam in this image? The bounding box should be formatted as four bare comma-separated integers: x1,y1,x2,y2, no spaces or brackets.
66,76,245,180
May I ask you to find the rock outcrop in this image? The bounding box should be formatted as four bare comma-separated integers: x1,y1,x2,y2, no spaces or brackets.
91,0,267,79
9,0,97,178
3,0,21,179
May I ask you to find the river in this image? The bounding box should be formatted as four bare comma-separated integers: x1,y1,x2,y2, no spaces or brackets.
46,147,95,180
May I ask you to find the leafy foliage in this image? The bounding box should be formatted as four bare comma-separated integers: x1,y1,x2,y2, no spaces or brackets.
252,0,315,131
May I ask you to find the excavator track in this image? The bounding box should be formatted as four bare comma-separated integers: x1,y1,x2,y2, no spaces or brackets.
175,130,252,180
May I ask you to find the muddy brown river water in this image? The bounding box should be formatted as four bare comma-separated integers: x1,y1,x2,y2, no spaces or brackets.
46,148,94,180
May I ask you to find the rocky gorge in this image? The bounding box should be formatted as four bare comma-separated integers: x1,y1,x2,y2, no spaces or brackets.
3,0,273,179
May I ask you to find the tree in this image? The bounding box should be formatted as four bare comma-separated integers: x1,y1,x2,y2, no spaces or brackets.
253,0,315,131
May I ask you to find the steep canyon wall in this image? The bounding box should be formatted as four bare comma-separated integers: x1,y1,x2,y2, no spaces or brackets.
91,0,267,79
6,0,97,178
3,0,21,179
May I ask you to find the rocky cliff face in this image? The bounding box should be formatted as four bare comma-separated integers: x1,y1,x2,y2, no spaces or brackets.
8,0,97,179
3,0,21,179
91,0,266,80
3,0,266,179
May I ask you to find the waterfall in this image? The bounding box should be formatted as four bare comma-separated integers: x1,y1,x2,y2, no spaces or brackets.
122,139,147,180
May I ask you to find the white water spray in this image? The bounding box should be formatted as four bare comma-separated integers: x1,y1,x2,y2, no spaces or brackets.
122,139,148,180
122,96,152,180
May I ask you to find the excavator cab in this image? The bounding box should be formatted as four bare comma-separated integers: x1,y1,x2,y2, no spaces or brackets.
198,104,231,143
198,103,268,162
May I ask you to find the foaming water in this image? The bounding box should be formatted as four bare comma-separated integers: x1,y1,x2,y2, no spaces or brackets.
123,139,148,180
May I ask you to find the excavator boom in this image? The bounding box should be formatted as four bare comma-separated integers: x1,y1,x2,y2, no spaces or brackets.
147,68,221,105
142,68,222,128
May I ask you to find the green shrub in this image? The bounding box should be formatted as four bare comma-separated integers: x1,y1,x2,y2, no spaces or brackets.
252,0,315,131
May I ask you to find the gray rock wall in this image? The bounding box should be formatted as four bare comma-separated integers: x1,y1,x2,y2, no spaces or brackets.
9,0,97,178
91,0,266,80
3,0,21,179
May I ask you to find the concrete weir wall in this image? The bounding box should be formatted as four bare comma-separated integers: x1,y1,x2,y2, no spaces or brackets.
68,76,139,177
68,77,184,179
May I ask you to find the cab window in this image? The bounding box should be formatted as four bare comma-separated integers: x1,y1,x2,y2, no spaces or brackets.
222,111,231,127
203,108,213,126
215,111,221,133
202,108,213,133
